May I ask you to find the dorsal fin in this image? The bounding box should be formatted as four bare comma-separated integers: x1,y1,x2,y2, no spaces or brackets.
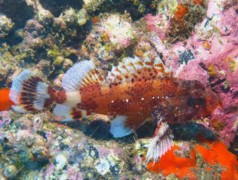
80,68,105,88
106,56,172,85
62,60,105,91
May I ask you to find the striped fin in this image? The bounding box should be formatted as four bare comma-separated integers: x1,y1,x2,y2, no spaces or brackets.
10,70,52,112
106,56,172,85
146,122,174,162
53,104,90,122
80,69,105,88
62,60,105,91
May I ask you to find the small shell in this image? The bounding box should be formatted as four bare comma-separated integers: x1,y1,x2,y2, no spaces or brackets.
3,165,17,178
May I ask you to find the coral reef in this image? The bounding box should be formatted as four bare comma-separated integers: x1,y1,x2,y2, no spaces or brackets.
0,14,14,38
0,113,158,179
169,0,238,147
135,0,238,148
81,13,136,63
0,0,90,86
0,0,238,179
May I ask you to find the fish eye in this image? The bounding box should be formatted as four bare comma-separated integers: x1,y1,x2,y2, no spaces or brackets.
187,97,205,107
197,98,205,105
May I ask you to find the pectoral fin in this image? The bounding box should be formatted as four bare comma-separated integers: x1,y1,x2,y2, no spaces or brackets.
146,122,174,162
110,115,133,138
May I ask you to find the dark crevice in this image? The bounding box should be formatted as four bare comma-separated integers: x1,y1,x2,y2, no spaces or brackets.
0,0,34,45
87,0,156,21
39,0,83,17
0,0,34,29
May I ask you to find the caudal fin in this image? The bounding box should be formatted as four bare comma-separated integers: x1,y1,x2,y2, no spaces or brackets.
10,70,53,112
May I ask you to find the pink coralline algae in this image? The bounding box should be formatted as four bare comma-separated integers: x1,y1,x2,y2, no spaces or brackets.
144,14,170,41
149,1,238,147
216,2,238,43
133,0,238,149
0,111,11,129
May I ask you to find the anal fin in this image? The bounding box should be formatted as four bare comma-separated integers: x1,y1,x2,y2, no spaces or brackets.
53,104,89,122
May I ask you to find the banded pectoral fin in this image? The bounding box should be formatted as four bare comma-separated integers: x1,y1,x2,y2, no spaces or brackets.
110,115,148,138
146,122,174,162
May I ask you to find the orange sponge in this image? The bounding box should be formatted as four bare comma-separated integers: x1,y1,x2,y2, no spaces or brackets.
147,142,238,179
174,4,189,21
147,145,196,179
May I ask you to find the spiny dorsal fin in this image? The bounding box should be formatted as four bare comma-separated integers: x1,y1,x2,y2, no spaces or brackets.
62,60,105,91
106,56,172,85
81,68,105,88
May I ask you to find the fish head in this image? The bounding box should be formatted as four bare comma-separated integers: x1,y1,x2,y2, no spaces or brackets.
185,82,219,118
204,89,220,115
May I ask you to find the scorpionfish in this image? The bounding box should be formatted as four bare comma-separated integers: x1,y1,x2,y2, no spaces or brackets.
9,56,219,161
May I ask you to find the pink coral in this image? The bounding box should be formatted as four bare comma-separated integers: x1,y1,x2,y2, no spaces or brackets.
144,14,170,40
217,2,238,43
97,14,135,49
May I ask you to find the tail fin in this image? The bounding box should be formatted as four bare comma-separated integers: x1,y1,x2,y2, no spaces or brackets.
10,70,53,112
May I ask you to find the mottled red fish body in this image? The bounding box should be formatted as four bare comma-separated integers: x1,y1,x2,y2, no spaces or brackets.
79,77,218,124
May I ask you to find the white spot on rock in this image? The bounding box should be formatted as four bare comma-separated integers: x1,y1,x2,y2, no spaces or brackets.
94,158,110,175
55,153,68,170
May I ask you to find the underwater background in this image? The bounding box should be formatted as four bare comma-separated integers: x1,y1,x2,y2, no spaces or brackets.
0,0,238,179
